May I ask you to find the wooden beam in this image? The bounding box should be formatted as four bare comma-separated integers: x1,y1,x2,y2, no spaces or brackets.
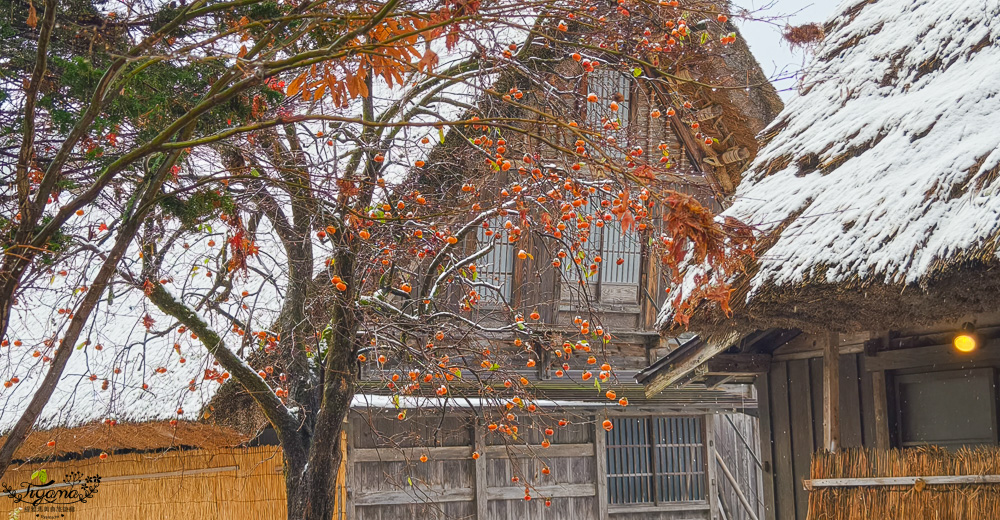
823,332,840,452
641,235,658,330
772,344,865,362
485,443,593,459
644,332,741,397
594,417,609,519
704,374,736,389
803,474,1000,489
608,502,710,514
675,365,708,389
754,374,777,519
714,450,760,520
646,79,706,168
352,445,471,462
488,483,596,500
771,332,871,361
872,370,891,450
706,414,720,520
705,354,771,375
864,339,1000,372
474,424,488,520
355,488,473,506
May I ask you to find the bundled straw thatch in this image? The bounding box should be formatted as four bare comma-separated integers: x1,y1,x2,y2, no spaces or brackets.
808,447,1000,520
0,440,347,519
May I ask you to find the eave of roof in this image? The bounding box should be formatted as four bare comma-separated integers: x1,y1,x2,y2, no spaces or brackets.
638,329,797,396
657,0,1000,342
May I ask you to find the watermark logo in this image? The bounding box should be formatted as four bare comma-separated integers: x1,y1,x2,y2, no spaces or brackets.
2,471,99,518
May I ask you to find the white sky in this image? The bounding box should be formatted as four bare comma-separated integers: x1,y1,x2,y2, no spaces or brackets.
734,0,842,99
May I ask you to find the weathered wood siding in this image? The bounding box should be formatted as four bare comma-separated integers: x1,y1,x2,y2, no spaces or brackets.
713,412,765,520
347,409,725,519
755,352,876,520
349,411,600,520
431,66,717,338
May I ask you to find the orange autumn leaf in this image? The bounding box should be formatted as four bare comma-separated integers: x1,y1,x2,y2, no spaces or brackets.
26,1,37,28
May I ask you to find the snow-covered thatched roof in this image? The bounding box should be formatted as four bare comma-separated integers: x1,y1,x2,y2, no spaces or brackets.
661,0,1000,338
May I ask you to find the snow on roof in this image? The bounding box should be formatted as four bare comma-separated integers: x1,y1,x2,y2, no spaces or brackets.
0,247,246,433
737,0,1000,290
658,0,1000,332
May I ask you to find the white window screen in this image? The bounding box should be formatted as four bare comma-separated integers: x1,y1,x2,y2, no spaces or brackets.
475,216,515,302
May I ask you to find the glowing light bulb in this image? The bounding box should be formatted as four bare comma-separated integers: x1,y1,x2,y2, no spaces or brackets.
954,334,977,353
954,323,978,353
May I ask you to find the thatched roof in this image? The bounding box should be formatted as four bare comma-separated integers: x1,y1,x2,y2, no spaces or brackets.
417,5,783,202
677,23,784,192
660,0,1000,340
2,420,246,461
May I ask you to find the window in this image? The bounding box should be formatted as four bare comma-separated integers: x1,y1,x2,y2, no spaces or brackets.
895,368,998,450
475,215,515,303
599,218,643,286
586,69,632,159
606,416,707,505
560,193,643,305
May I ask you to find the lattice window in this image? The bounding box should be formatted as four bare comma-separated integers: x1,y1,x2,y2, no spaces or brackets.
606,416,707,505
475,216,515,303
600,218,642,285
559,192,643,303
586,69,632,159
561,193,603,279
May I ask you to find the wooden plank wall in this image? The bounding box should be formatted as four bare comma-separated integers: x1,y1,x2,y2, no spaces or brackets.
712,412,765,520
755,353,875,520
348,410,716,520
350,411,597,520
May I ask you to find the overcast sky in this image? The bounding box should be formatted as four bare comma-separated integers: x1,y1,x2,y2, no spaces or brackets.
733,0,842,99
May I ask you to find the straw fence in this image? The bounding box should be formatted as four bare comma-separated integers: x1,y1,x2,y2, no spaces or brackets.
0,439,346,519
807,447,1000,520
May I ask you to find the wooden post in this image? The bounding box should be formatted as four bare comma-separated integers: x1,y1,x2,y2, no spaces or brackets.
345,418,356,520
594,417,609,519
339,429,348,520
640,230,659,330
474,423,488,519
823,333,840,452
753,374,776,519
706,413,720,520
872,370,891,449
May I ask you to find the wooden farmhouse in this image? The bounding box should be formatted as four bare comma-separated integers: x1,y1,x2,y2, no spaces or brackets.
638,1,1000,519
319,9,782,520
0,7,784,520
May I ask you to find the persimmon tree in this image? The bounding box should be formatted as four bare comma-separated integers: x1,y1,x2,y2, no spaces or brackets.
0,0,756,517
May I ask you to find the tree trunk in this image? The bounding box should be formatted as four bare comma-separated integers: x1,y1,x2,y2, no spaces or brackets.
283,280,357,520
284,385,353,520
